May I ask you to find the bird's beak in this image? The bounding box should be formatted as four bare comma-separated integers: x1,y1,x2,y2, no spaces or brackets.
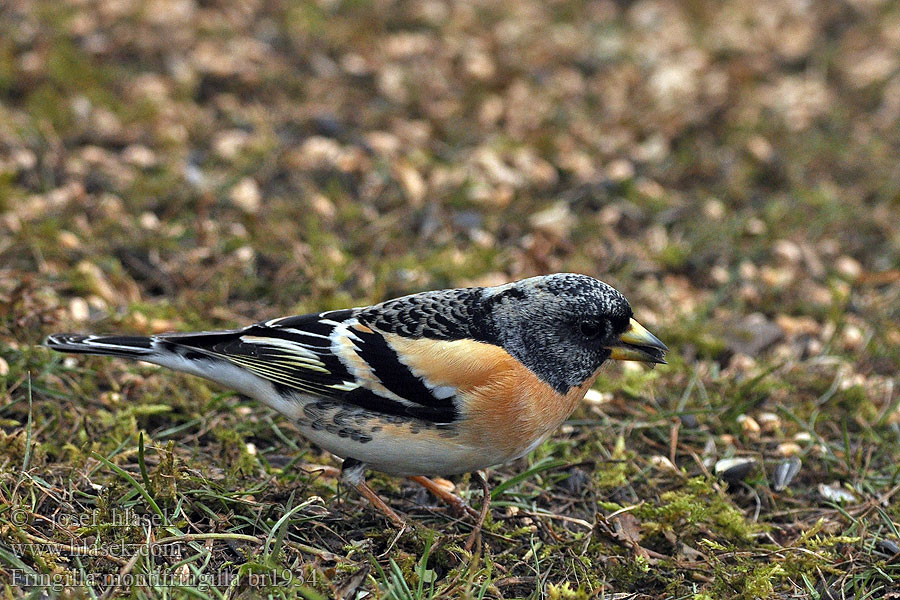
607,318,668,364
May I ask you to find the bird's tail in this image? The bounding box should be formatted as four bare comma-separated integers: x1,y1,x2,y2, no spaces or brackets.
45,333,158,359
44,330,269,403
44,330,300,417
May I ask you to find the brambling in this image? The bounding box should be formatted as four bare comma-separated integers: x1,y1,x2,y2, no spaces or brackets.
46,273,666,542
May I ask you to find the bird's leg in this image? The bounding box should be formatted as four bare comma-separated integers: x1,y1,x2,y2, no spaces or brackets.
408,476,479,518
464,471,491,552
341,458,407,527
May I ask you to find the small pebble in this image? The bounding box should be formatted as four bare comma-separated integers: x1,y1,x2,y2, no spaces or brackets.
737,414,761,439
122,144,156,168
139,211,160,230
718,434,736,446
680,413,699,429
529,202,574,238
309,194,336,220
583,389,611,405
213,129,250,159
710,265,729,284
70,297,90,321
150,319,176,333
777,442,801,457
703,198,725,220
840,325,865,350
773,239,802,265
738,261,758,280
12,148,37,171
234,246,255,262
58,230,81,249
835,255,862,281
759,265,793,288
745,218,767,235
230,178,261,214
747,136,774,162
396,164,426,206
757,412,781,432
607,159,634,181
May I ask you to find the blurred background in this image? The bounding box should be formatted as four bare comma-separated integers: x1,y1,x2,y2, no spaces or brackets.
2,0,900,597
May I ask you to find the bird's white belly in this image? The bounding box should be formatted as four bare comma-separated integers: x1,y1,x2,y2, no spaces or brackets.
298,423,499,476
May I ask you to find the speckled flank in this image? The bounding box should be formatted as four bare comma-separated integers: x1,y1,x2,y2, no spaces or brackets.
296,399,459,444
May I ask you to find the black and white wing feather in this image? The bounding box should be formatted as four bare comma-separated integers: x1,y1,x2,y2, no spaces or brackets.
47,305,466,423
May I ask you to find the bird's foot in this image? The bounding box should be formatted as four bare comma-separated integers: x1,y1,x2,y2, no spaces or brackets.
407,475,480,519
407,472,490,551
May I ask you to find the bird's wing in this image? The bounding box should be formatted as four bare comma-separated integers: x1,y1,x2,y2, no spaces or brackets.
159,309,461,423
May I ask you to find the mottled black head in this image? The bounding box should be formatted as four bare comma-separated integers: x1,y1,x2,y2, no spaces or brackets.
483,273,666,393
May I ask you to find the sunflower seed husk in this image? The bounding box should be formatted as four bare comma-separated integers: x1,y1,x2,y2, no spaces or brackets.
818,482,857,504
875,539,900,557
772,456,801,491
714,457,756,484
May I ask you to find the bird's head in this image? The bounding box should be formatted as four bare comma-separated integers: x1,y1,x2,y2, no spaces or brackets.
483,273,667,393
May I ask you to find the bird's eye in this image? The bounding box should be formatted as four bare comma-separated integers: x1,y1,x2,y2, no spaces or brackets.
579,320,602,339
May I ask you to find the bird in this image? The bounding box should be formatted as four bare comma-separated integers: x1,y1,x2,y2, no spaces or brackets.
46,273,667,546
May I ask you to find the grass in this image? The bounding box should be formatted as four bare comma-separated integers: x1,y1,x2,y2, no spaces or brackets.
2,0,900,597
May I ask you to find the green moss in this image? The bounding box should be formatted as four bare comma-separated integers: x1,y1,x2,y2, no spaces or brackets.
835,384,878,424
547,582,591,600
212,426,258,476
25,83,74,134
2,0,899,597
0,429,44,469
709,561,784,600
637,477,757,544
0,39,14,93
150,440,179,504
595,435,631,489
655,242,691,271
602,553,659,591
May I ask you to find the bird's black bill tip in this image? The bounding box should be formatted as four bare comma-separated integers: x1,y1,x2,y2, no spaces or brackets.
607,318,668,365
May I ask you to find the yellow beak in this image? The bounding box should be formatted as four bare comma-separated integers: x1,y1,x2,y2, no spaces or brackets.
607,318,668,364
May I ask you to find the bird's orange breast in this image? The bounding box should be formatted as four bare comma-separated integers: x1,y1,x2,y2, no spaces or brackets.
384,334,597,459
